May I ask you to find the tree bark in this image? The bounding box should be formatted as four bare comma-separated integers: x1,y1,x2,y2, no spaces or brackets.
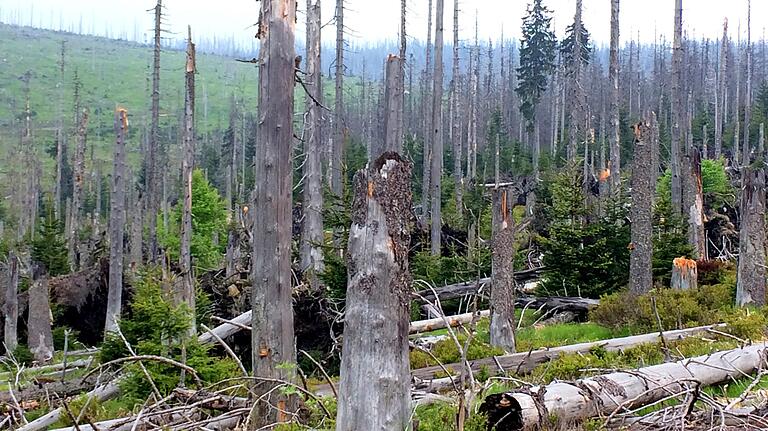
567,0,584,161
69,110,89,269
331,0,344,198
250,1,298,427
179,28,196,334
429,0,444,256
336,152,413,431
481,343,768,430
301,0,325,289
743,0,752,159
54,41,66,220
378,55,404,158
421,0,434,227
490,187,516,352
28,274,54,363
451,0,462,217
629,117,655,294
736,148,766,307
715,19,728,159
4,251,19,353
146,0,162,262
609,0,620,193
670,0,684,215
734,29,742,166
104,109,128,336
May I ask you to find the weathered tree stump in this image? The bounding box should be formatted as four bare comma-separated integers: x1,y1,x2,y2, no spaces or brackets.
671,257,698,290
27,273,54,363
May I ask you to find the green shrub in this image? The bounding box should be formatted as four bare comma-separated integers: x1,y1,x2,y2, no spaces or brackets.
11,345,34,366
409,335,504,369
722,308,768,341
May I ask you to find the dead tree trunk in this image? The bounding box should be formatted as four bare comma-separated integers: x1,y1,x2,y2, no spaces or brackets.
27,271,53,363
54,41,66,220
145,0,162,263
489,187,516,353
743,0,752,158
686,145,706,259
104,109,128,336
69,109,89,269
4,251,19,353
336,152,413,431
451,0,462,216
129,189,143,271
734,29,742,166
429,0,444,256
250,1,298,427
421,0,434,227
331,0,344,199
629,117,655,294
378,55,404,158
179,28,196,333
609,0,621,193
736,125,766,306
670,0,684,216
567,0,584,161
715,19,728,159
481,343,768,430
301,0,325,289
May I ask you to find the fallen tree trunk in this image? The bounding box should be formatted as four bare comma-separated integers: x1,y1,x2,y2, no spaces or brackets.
480,342,768,430
412,268,543,303
410,310,490,334
412,324,723,382
0,378,95,404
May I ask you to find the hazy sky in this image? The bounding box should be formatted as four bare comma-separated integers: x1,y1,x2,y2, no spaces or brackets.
0,0,764,50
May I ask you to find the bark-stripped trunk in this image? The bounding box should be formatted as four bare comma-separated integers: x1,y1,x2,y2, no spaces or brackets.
179,28,196,333
734,30,742,166
54,41,66,220
129,190,143,271
378,55,404,158
451,0,462,215
736,128,766,306
609,0,621,193
629,117,655,294
743,0,752,157
301,0,324,289
421,0,434,225
4,251,19,353
104,109,128,336
331,0,344,198
250,1,297,427
27,272,53,363
715,19,728,159
686,145,706,259
567,0,584,161
481,343,768,430
336,152,413,431
69,110,89,269
146,0,162,262
429,0,444,256
489,186,515,353
670,0,684,215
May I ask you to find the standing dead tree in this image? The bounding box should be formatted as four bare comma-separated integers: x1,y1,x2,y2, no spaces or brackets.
331,0,345,199
146,0,163,262
608,0,621,193
4,251,19,352
69,109,89,269
250,0,298,427
378,54,404,158
429,0,445,256
451,0,462,216
336,152,413,431
489,186,516,352
27,269,53,363
301,0,325,289
54,41,66,220
179,27,196,333
714,19,728,159
629,116,656,294
670,0,684,216
104,108,128,336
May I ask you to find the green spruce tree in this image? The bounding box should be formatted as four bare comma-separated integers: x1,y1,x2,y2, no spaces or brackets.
516,0,557,128
31,204,70,277
560,22,592,71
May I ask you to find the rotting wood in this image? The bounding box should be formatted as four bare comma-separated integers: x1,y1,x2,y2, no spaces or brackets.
671,257,698,290
480,342,768,430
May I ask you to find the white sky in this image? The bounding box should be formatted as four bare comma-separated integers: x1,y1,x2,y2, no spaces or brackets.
0,0,765,49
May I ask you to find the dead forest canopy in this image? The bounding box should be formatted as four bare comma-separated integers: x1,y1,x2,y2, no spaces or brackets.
2,0,768,430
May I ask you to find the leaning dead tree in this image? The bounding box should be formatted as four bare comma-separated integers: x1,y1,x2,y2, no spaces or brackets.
104,108,128,336
736,123,766,307
629,116,655,294
179,27,196,333
489,186,516,352
4,251,19,352
336,152,413,431
250,0,298,427
300,0,324,289
481,342,768,430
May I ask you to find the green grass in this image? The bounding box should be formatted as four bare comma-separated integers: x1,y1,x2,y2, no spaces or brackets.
516,322,631,351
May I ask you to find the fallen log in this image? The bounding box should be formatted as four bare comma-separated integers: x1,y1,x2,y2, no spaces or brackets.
412,268,543,304
480,342,768,430
411,324,724,382
0,378,95,404
410,310,490,334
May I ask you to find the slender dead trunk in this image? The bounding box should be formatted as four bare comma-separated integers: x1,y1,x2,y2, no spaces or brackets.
301,0,325,289
734,28,742,166
379,55,404,158
104,109,128,336
421,0,434,225
331,0,344,198
69,109,89,269
670,0,684,215
451,0,462,216
130,189,143,271
743,0,752,156
336,152,413,431
179,28,196,333
609,0,621,193
715,19,728,159
27,271,53,363
430,0,444,256
4,251,19,353
489,186,516,352
146,0,162,262
736,123,766,307
54,41,66,220
567,0,584,161
629,116,655,294
250,0,298,427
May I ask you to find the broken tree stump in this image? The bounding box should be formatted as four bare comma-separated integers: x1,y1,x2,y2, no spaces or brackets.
671,257,697,290
27,273,54,363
